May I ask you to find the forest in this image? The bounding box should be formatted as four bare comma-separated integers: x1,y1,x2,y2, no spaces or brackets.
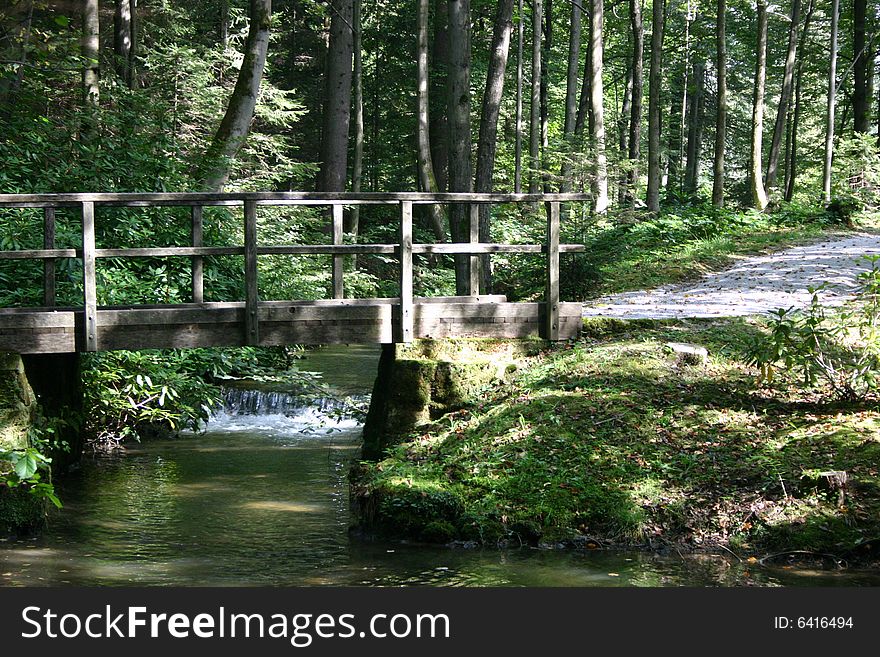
2,0,880,564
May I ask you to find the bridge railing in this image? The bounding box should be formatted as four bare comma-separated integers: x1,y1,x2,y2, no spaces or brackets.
0,192,588,349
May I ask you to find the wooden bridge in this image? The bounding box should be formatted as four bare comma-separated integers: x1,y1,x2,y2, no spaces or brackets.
0,192,587,354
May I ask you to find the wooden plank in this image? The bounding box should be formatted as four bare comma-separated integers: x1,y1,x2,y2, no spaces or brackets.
0,243,582,259
43,207,56,306
0,191,595,207
468,203,480,295
258,244,397,255
244,200,259,345
0,249,78,260
331,203,344,298
0,312,76,329
191,206,204,303
95,246,243,258
0,328,76,353
81,201,98,352
398,201,414,343
545,201,561,341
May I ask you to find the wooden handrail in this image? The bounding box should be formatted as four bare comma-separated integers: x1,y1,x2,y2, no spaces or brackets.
0,193,587,347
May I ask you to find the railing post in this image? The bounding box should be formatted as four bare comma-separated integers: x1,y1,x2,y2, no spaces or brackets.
332,203,344,299
545,200,560,341
469,202,480,296
43,207,56,306
81,201,98,352
398,200,414,343
244,200,260,346
191,205,204,303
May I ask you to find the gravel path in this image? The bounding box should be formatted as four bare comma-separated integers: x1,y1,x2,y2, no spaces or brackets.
582,233,880,319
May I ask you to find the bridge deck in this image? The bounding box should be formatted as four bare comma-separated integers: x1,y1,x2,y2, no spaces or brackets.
0,192,588,354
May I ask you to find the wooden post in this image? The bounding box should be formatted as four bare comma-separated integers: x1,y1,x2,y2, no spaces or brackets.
545,200,560,341
399,201,414,343
43,207,56,306
332,203,344,299
191,205,204,303
244,200,260,345
469,203,480,296
81,201,98,352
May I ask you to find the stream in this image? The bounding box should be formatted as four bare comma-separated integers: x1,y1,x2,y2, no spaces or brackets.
2,345,879,587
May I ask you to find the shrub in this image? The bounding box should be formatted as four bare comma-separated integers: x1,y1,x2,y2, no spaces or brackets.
750,256,880,402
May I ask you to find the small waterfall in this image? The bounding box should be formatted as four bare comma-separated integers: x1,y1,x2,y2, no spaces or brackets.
222,387,366,418
200,386,368,441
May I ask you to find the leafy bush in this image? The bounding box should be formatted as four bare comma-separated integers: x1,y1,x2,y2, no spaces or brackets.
750,256,880,402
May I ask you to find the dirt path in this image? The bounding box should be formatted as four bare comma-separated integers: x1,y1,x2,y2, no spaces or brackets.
582,233,880,319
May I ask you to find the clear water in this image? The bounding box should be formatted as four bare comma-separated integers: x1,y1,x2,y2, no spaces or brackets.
2,346,878,587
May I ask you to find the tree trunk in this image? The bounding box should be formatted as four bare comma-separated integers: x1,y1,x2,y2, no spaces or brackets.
349,0,364,255
201,0,272,192
785,0,815,202
590,0,609,212
430,0,450,192
712,0,727,206
749,0,769,210
129,0,138,88
647,0,665,212
529,0,542,193
540,0,553,191
317,0,354,193
82,0,100,108
823,0,839,203
560,1,582,193
475,0,514,292
684,58,705,194
418,0,448,242
617,68,632,204
448,0,473,294
853,0,869,133
765,0,801,190
667,7,690,195
514,0,525,193
114,0,132,86
220,0,229,49
627,0,644,206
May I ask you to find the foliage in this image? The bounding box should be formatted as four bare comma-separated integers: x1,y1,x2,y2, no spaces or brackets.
0,440,60,509
750,256,880,402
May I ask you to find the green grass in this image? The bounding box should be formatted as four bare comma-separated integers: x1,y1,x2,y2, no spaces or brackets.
353,318,880,559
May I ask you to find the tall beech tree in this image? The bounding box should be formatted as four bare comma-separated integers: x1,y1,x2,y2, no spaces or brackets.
82,0,100,109
853,0,870,134
417,0,447,242
475,0,515,291
560,0,582,193
765,0,801,190
823,0,839,203
785,0,815,202
317,0,354,193
448,0,473,293
590,0,609,213
647,0,665,213
712,0,727,207
529,0,543,193
201,0,272,191
627,0,644,205
749,0,769,211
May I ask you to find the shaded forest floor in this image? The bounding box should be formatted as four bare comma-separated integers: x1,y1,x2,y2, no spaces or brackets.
352,318,880,567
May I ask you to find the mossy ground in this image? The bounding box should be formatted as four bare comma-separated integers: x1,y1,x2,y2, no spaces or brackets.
352,318,880,562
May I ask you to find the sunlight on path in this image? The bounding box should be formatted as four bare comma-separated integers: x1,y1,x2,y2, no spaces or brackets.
582,234,880,319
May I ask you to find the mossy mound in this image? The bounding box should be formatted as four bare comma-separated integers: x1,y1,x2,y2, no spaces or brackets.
361,339,541,459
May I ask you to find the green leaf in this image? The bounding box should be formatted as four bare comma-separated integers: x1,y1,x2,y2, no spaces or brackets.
13,452,38,480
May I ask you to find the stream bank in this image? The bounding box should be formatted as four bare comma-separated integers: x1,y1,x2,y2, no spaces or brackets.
350,321,880,567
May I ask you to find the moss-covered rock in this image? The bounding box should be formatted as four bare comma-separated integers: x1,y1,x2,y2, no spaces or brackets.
1,352,47,536
361,339,542,459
